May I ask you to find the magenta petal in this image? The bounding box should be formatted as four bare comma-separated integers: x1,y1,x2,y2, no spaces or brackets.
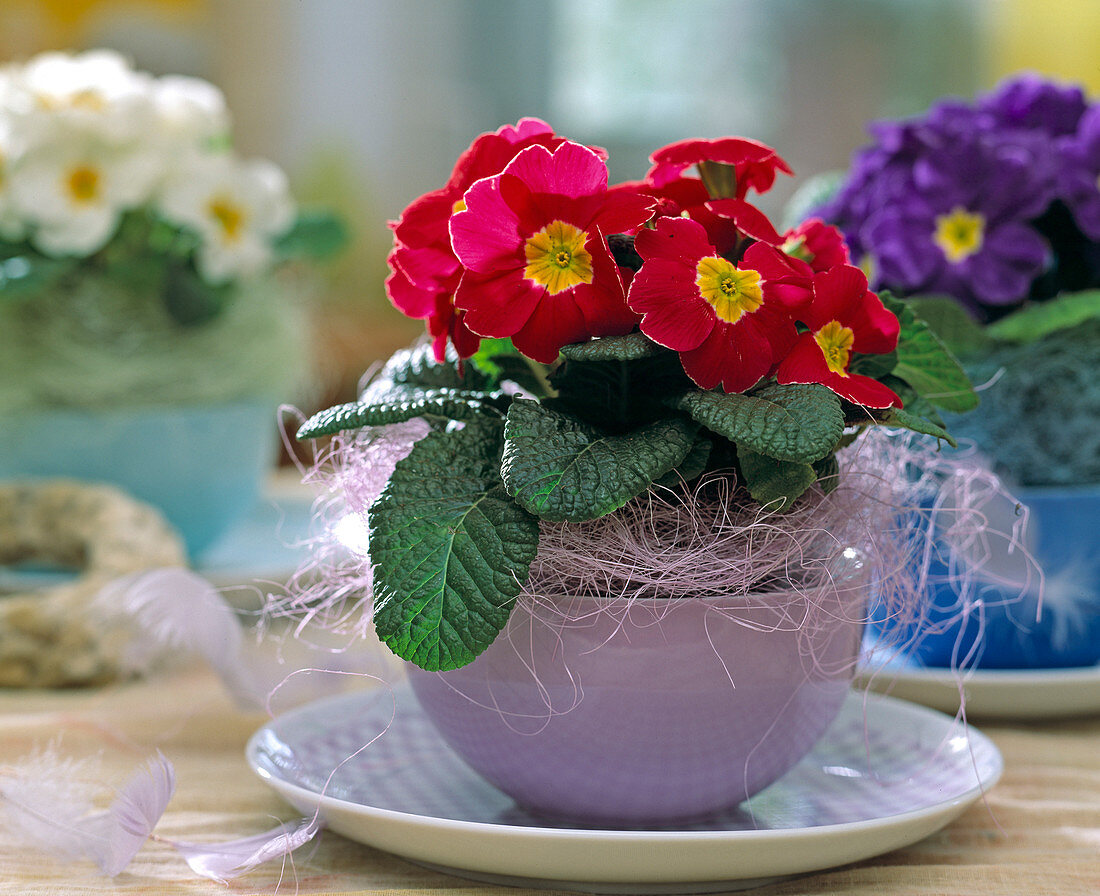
802,265,868,329
848,291,901,354
510,292,591,363
593,189,657,235
835,373,903,408
680,320,772,394
819,371,903,408
634,217,715,264
450,177,522,272
574,234,639,336
385,267,438,319
776,337,901,408
390,189,453,246
776,333,833,384
705,198,783,245
630,263,715,351
505,141,608,200
716,318,774,393
390,243,460,290
454,268,540,337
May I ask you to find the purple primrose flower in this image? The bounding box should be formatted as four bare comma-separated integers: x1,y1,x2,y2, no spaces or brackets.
818,75,1099,317
862,135,1050,313
1057,104,1100,241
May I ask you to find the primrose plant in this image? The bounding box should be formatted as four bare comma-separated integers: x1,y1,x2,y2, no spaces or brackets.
299,119,976,671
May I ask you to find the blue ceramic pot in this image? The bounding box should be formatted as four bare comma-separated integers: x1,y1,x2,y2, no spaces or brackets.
0,400,279,558
873,485,1100,669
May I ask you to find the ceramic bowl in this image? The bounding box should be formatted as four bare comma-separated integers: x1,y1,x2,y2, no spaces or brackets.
407,558,868,825
871,484,1100,669
0,400,278,558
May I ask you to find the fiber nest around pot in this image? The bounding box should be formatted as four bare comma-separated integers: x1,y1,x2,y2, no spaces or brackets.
949,318,1100,487
0,271,311,414
267,424,1026,669
0,480,187,687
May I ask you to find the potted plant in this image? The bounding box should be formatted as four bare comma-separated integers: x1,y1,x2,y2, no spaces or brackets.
813,73,1100,668
292,120,974,823
0,50,344,557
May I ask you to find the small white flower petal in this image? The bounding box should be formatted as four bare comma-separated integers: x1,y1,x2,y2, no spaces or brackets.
32,205,119,256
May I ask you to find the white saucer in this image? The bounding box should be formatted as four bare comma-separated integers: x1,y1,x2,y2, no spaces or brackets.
247,686,1002,893
857,652,1100,720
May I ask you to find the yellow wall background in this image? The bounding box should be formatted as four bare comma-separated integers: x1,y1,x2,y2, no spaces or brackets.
987,0,1100,93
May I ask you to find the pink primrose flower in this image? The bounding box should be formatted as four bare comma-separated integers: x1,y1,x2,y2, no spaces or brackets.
386,118,572,360
776,265,903,408
450,141,655,363
646,136,794,199
781,218,852,273
626,216,801,393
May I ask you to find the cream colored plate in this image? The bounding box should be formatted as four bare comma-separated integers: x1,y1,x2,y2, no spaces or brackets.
857,660,1100,720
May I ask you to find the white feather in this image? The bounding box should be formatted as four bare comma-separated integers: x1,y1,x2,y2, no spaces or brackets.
170,815,323,883
94,567,244,674
86,752,176,875
0,746,176,876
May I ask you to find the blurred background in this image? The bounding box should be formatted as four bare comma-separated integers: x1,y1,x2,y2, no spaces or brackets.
2,0,1097,414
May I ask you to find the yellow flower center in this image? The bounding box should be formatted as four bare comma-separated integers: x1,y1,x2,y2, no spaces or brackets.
523,220,593,294
207,195,246,242
66,165,100,204
69,88,106,112
695,256,763,324
814,320,855,376
452,197,466,214
933,207,985,263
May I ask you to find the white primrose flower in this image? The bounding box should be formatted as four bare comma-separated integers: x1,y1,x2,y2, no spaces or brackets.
10,137,163,257
158,152,295,283
151,76,230,148
4,49,157,147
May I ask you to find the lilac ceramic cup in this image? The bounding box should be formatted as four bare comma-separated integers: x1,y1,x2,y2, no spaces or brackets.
407,559,868,825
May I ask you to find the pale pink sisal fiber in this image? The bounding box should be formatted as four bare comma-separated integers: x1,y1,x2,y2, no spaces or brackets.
265,418,430,646
271,422,1040,676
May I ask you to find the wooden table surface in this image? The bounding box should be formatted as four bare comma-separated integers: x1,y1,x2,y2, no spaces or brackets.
0,661,1097,896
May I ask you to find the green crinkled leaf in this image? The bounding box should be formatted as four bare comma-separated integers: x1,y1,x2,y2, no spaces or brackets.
368,417,540,671
812,452,840,494
369,342,494,396
904,295,992,357
675,383,843,463
162,260,234,326
548,352,692,431
469,338,551,397
501,399,698,521
737,448,818,509
880,293,978,413
558,331,665,361
985,290,1100,344
654,435,712,488
878,375,947,429
296,387,508,439
274,211,349,260
876,406,958,447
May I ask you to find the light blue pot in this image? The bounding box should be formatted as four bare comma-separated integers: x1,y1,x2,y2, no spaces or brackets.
0,400,279,559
